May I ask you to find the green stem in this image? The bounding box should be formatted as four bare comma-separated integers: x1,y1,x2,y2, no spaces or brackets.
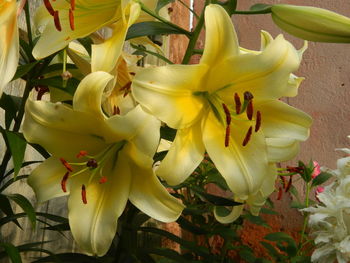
140,2,192,37
178,0,199,19
298,181,311,254
181,0,209,64
0,81,32,182
24,0,33,47
232,9,272,15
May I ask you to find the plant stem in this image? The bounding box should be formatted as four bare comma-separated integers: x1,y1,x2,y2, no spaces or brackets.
181,0,209,64
298,181,311,254
140,2,192,37
24,0,33,47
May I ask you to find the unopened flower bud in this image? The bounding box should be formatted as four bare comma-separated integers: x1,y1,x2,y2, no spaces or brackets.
271,4,350,43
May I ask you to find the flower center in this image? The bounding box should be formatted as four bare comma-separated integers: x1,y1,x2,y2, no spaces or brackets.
59,141,126,204
44,0,75,32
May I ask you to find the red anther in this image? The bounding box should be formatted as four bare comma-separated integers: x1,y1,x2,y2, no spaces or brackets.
69,9,74,30
130,72,136,76
99,176,108,184
113,106,120,115
285,176,293,192
60,158,73,172
81,184,87,204
225,126,230,147
255,111,261,132
61,172,69,192
243,91,254,101
120,82,131,91
277,187,283,200
286,166,303,174
280,175,286,189
76,150,88,158
86,159,98,169
222,103,231,125
234,93,241,114
246,100,253,120
53,10,62,31
242,126,253,146
43,0,55,16
35,86,49,100
70,0,75,10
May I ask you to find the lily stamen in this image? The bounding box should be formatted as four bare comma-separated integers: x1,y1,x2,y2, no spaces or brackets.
76,150,88,158
70,0,75,10
53,10,62,31
225,126,230,147
255,111,262,132
81,184,87,204
60,158,73,172
86,159,98,169
69,9,75,30
61,172,69,192
99,176,107,184
43,0,55,16
242,126,253,146
222,103,231,125
234,93,241,114
246,100,253,120
113,106,120,115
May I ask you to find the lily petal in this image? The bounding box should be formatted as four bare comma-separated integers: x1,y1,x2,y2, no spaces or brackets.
132,64,208,129
157,122,205,185
258,100,312,141
128,156,184,222
0,0,18,96
28,157,69,202
68,154,131,256
266,138,300,162
214,204,244,224
200,4,239,66
203,111,268,199
91,1,140,72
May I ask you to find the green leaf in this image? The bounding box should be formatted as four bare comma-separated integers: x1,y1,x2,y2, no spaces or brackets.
31,253,101,263
238,248,256,263
249,3,272,13
311,172,332,187
243,213,270,229
143,248,189,263
260,241,281,260
0,195,21,229
31,76,79,96
176,216,207,235
260,207,278,215
190,186,242,206
156,0,175,13
29,143,50,158
4,161,40,178
126,21,186,40
0,243,22,263
6,194,36,229
40,63,77,75
12,61,39,80
0,94,21,129
4,131,27,178
206,171,230,191
160,125,176,141
264,232,297,257
290,201,306,209
77,37,93,56
291,255,311,263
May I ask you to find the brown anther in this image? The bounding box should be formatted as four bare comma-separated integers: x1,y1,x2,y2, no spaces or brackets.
81,184,87,204
61,71,72,81
246,100,253,120
243,91,254,101
120,82,131,91
99,176,107,184
285,176,293,192
113,106,121,115
76,150,88,158
255,111,261,132
53,10,62,31
222,103,231,125
225,126,230,147
242,126,253,146
70,0,75,10
35,86,49,100
61,172,69,192
43,0,55,16
86,159,98,169
234,93,241,114
277,187,283,200
130,72,136,76
60,158,73,172
69,9,75,30
280,175,286,189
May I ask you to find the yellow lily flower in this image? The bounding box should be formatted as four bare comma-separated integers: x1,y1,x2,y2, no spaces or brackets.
32,0,141,72
23,71,183,256
0,0,19,97
132,4,312,210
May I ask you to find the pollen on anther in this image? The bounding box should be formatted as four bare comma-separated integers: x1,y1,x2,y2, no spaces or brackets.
81,184,87,204
43,0,55,16
76,150,88,158
222,103,231,125
70,0,75,10
242,126,253,146
69,9,75,30
86,159,98,169
60,158,73,172
61,172,69,192
99,176,107,184
234,93,241,114
225,126,230,147
113,106,120,115
255,111,261,132
246,100,253,120
53,11,62,31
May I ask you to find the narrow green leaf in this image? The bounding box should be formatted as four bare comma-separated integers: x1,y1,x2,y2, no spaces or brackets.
0,94,21,129
4,131,27,178
156,0,175,13
190,185,242,206
0,195,21,229
160,125,176,141
243,213,270,228
31,76,79,96
249,3,272,12
238,247,256,263
7,194,36,229
77,37,93,56
260,207,278,215
126,21,186,40
176,216,207,235
4,161,40,178
0,243,22,263
143,248,189,263
28,143,50,158
311,172,332,187
12,61,38,80
264,232,297,257
260,241,281,259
